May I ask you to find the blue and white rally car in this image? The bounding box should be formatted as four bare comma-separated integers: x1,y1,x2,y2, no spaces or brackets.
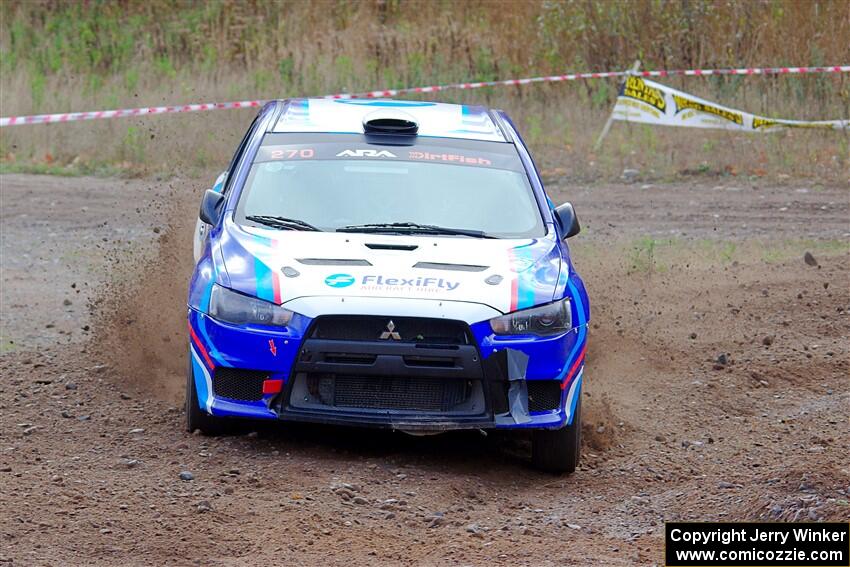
187,99,589,472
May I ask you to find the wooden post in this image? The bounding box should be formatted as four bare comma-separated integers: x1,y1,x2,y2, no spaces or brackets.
594,60,642,150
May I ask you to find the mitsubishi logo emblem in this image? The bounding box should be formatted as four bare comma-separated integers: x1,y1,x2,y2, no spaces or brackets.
379,320,402,340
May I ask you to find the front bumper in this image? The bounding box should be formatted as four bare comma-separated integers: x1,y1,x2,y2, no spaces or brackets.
188,308,586,430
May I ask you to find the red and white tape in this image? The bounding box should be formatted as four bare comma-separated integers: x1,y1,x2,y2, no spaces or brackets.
324,65,850,99
0,100,264,127
2,65,848,127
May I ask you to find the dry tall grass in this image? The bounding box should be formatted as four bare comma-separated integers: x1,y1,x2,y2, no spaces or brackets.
1,0,848,181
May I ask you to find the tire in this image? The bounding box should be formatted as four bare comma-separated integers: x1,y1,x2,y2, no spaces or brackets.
185,353,230,435
531,396,581,474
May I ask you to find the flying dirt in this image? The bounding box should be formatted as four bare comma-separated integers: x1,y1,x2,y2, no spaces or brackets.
0,173,847,566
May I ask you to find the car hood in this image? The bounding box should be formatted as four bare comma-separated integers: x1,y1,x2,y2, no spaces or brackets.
218,218,567,315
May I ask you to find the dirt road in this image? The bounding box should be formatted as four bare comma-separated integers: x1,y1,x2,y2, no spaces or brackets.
1,173,848,566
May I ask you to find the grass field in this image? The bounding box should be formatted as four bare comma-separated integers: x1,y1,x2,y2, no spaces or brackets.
1,0,848,181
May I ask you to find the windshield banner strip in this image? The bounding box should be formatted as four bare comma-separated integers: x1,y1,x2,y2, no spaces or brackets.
255,143,524,171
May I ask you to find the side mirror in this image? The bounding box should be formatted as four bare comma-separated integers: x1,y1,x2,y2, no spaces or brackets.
199,190,225,226
554,202,581,239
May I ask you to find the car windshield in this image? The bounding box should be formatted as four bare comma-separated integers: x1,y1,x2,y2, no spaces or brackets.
234,134,545,239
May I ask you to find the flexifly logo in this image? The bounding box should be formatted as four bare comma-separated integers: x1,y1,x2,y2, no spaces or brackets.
336,149,397,158
362,275,459,291
324,273,460,293
324,273,356,288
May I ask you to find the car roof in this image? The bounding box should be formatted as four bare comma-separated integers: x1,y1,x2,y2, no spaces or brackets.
272,98,507,142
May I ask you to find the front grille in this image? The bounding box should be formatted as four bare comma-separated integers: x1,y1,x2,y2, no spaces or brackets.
322,352,377,365
309,315,471,345
212,368,267,401
298,373,473,412
527,380,562,412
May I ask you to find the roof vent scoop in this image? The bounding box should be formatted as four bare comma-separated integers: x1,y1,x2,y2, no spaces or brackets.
363,110,419,135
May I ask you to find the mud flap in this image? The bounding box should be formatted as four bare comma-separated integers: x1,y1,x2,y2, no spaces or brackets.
485,348,531,425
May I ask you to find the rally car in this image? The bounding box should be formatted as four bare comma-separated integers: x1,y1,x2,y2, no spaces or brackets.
187,98,589,473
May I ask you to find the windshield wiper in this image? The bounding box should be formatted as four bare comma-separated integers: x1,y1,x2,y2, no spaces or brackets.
245,215,321,232
336,222,494,239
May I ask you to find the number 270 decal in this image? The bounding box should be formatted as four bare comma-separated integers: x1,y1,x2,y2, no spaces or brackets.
269,148,315,159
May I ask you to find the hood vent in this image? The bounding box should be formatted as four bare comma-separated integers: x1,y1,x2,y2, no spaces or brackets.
365,243,418,251
413,262,489,272
296,258,372,266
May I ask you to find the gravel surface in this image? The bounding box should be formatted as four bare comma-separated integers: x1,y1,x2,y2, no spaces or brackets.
1,173,848,566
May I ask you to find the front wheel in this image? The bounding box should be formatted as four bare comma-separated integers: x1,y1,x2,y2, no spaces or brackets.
185,354,230,435
531,396,581,474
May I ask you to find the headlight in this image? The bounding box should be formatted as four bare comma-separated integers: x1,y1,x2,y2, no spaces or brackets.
490,298,571,336
208,284,293,327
